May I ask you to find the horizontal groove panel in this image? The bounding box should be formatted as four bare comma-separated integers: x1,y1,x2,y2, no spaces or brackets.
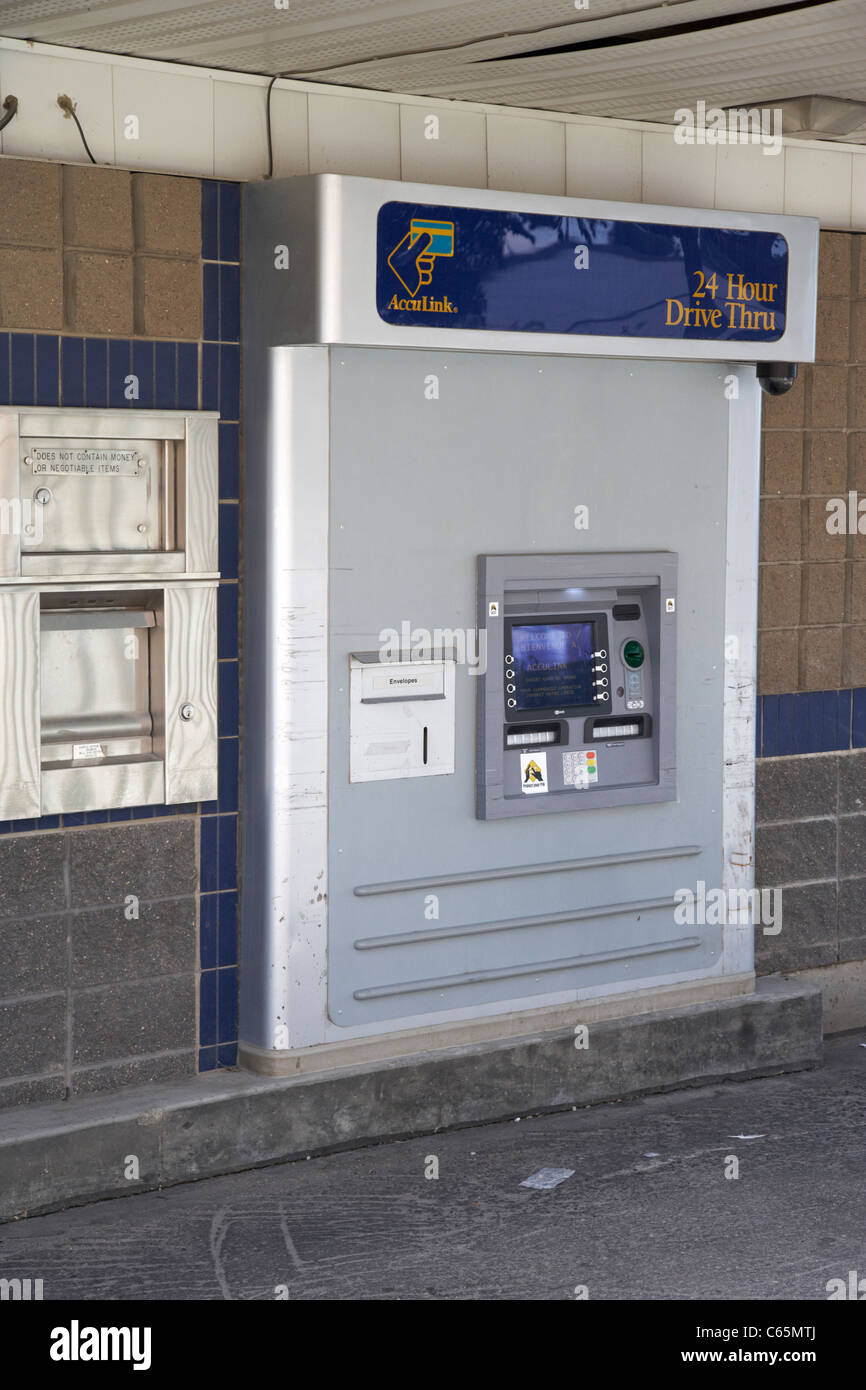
354,934,703,1000
355,894,675,949
354,843,702,896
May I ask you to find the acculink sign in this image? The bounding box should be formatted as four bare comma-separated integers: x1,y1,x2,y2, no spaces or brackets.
377,200,788,342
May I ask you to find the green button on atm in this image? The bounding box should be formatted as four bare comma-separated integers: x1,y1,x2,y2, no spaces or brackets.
623,639,645,669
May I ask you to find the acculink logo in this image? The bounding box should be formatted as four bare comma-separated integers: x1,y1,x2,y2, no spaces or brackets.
386,216,458,310
50,1320,152,1370
674,881,782,934
674,100,783,156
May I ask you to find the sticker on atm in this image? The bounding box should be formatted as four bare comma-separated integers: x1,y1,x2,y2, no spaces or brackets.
520,752,548,794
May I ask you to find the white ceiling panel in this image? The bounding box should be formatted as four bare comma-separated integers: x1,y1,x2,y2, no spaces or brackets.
1,0,864,137
302,2,866,123
0,1,678,69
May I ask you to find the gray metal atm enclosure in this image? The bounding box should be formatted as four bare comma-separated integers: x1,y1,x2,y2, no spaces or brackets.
241,175,817,1067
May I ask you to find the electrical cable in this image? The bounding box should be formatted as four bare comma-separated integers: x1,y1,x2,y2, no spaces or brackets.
57,94,97,164
0,95,18,132
265,74,281,179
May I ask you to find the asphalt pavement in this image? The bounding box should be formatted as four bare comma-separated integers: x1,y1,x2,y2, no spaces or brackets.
1,1032,865,1301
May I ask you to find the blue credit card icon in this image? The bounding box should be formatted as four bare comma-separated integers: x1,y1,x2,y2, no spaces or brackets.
409,219,454,256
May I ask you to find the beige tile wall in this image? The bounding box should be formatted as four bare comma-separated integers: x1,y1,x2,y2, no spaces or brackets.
0,160,202,339
759,232,866,693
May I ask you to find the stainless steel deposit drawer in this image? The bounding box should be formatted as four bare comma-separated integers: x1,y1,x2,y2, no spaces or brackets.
21,437,171,554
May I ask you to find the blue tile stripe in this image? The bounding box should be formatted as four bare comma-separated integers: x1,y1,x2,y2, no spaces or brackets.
757,688,859,757
0,334,202,412
201,180,240,1068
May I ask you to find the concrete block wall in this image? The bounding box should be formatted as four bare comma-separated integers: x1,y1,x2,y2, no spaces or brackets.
755,228,866,1024
755,753,866,972
0,161,242,1107
0,162,202,338
0,823,196,1106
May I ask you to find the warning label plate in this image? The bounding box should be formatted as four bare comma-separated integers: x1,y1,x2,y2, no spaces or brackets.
519,751,548,794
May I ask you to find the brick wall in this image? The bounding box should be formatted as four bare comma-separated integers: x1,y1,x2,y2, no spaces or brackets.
756,229,866,998
0,160,241,1106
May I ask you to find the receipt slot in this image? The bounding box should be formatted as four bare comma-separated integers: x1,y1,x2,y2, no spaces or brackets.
477,552,677,818
0,408,219,818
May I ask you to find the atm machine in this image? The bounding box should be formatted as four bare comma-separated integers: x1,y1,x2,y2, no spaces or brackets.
240,176,817,1069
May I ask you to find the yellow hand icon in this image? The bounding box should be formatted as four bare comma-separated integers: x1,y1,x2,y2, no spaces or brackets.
387,229,435,297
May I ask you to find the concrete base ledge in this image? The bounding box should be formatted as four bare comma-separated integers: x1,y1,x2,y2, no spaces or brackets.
0,975,822,1224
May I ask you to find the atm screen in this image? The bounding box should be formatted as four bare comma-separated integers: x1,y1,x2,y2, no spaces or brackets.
509,619,596,711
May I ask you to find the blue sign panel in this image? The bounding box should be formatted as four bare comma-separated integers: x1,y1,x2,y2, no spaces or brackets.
376,201,788,342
